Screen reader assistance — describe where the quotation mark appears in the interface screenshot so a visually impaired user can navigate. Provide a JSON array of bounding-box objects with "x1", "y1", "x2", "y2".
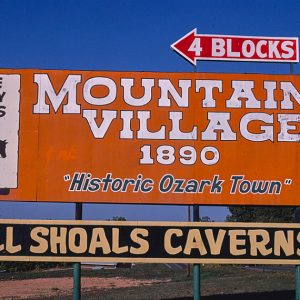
[
  {"x1": 284, "y1": 179, "x2": 292, "y2": 185},
  {"x1": 64, "y1": 174, "x2": 71, "y2": 181}
]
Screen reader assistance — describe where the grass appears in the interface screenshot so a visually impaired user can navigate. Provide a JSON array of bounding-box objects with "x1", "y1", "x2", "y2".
[{"x1": 0, "y1": 263, "x2": 296, "y2": 300}]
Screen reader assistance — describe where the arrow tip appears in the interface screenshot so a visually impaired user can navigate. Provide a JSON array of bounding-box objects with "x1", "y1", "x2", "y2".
[{"x1": 171, "y1": 29, "x2": 197, "y2": 66}]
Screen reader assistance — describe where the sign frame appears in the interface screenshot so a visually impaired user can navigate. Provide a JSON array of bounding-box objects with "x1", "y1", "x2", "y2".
[
  {"x1": 1, "y1": 70, "x2": 300, "y2": 205},
  {"x1": 1, "y1": 219, "x2": 300, "y2": 265}
]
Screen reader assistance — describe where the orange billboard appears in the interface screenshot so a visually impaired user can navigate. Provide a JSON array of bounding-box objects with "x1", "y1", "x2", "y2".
[{"x1": 0, "y1": 69, "x2": 300, "y2": 205}]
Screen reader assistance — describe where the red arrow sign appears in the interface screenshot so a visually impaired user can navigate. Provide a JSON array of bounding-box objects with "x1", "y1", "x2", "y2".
[{"x1": 171, "y1": 29, "x2": 299, "y2": 65}]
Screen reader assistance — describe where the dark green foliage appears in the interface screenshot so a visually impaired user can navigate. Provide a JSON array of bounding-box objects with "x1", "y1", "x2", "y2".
[
  {"x1": 107, "y1": 216, "x2": 127, "y2": 221},
  {"x1": 0, "y1": 261, "x2": 71, "y2": 273},
  {"x1": 226, "y1": 206, "x2": 295, "y2": 223},
  {"x1": 200, "y1": 216, "x2": 213, "y2": 222}
]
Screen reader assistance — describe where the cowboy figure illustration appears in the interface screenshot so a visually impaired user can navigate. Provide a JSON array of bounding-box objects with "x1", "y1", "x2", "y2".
[{"x1": 0, "y1": 139, "x2": 7, "y2": 158}]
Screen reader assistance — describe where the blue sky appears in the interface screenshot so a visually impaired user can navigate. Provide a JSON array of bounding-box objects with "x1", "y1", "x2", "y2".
[{"x1": 0, "y1": 0, "x2": 299, "y2": 221}]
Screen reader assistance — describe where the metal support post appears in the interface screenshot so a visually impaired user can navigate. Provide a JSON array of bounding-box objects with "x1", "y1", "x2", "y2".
[
  {"x1": 193, "y1": 205, "x2": 200, "y2": 300},
  {"x1": 73, "y1": 203, "x2": 82, "y2": 300},
  {"x1": 291, "y1": 63, "x2": 299, "y2": 300},
  {"x1": 297, "y1": 266, "x2": 300, "y2": 300},
  {"x1": 192, "y1": 62, "x2": 200, "y2": 300},
  {"x1": 187, "y1": 205, "x2": 191, "y2": 277},
  {"x1": 290, "y1": 63, "x2": 294, "y2": 75},
  {"x1": 295, "y1": 207, "x2": 300, "y2": 300}
]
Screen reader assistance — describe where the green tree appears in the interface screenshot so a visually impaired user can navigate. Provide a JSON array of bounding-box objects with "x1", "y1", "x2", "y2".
[
  {"x1": 107, "y1": 216, "x2": 127, "y2": 221},
  {"x1": 226, "y1": 206, "x2": 295, "y2": 223},
  {"x1": 199, "y1": 216, "x2": 213, "y2": 222}
]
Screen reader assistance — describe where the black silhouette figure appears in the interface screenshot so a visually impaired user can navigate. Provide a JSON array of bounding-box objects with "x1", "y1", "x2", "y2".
[
  {"x1": 0, "y1": 139, "x2": 10, "y2": 194},
  {"x1": 0, "y1": 140, "x2": 7, "y2": 158}
]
